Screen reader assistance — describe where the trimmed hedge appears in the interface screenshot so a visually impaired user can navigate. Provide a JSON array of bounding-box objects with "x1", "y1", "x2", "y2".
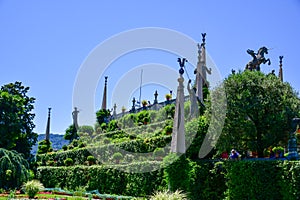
[
  {"x1": 36, "y1": 135, "x2": 171, "y2": 166},
  {"x1": 37, "y1": 161, "x2": 164, "y2": 197},
  {"x1": 164, "y1": 159, "x2": 300, "y2": 200},
  {"x1": 37, "y1": 158, "x2": 300, "y2": 199}
]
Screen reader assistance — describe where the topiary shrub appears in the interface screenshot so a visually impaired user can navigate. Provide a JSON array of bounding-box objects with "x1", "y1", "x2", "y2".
[
  {"x1": 112, "y1": 152, "x2": 123, "y2": 164},
  {"x1": 62, "y1": 145, "x2": 68, "y2": 151},
  {"x1": 22, "y1": 180, "x2": 44, "y2": 198},
  {"x1": 64, "y1": 158, "x2": 74, "y2": 166},
  {"x1": 87, "y1": 155, "x2": 96, "y2": 165},
  {"x1": 37, "y1": 139, "x2": 53, "y2": 154}
]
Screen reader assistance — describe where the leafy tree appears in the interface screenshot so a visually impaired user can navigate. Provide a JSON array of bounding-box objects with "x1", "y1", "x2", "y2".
[
  {"x1": 64, "y1": 124, "x2": 79, "y2": 142},
  {"x1": 0, "y1": 81, "x2": 37, "y2": 159},
  {"x1": 0, "y1": 148, "x2": 30, "y2": 189},
  {"x1": 96, "y1": 109, "x2": 111, "y2": 125},
  {"x1": 216, "y1": 71, "x2": 300, "y2": 157}
]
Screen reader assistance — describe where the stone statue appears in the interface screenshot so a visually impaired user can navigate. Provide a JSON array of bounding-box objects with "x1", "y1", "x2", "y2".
[
  {"x1": 245, "y1": 46, "x2": 271, "y2": 71},
  {"x1": 72, "y1": 107, "x2": 79, "y2": 129},
  {"x1": 187, "y1": 79, "x2": 199, "y2": 119}
]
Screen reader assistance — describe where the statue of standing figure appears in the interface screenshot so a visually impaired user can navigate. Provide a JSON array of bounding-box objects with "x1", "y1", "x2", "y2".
[
  {"x1": 187, "y1": 79, "x2": 199, "y2": 119},
  {"x1": 72, "y1": 107, "x2": 79, "y2": 130}
]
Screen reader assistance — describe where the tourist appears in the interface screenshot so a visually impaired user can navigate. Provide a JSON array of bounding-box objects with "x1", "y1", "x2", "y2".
[{"x1": 229, "y1": 149, "x2": 240, "y2": 160}]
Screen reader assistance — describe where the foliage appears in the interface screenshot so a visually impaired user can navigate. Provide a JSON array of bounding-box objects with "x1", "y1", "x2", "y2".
[
  {"x1": 153, "y1": 148, "x2": 165, "y2": 158},
  {"x1": 217, "y1": 71, "x2": 300, "y2": 157},
  {"x1": 150, "y1": 190, "x2": 187, "y2": 200},
  {"x1": 37, "y1": 161, "x2": 164, "y2": 196},
  {"x1": 162, "y1": 154, "x2": 191, "y2": 192},
  {"x1": 137, "y1": 110, "x2": 150, "y2": 125},
  {"x1": 0, "y1": 81, "x2": 37, "y2": 159},
  {"x1": 96, "y1": 109, "x2": 111, "y2": 125},
  {"x1": 78, "y1": 125, "x2": 94, "y2": 136},
  {"x1": 112, "y1": 152, "x2": 123, "y2": 160},
  {"x1": 163, "y1": 104, "x2": 175, "y2": 119},
  {"x1": 0, "y1": 148, "x2": 30, "y2": 189},
  {"x1": 224, "y1": 160, "x2": 282, "y2": 200},
  {"x1": 37, "y1": 139, "x2": 53, "y2": 154},
  {"x1": 36, "y1": 134, "x2": 171, "y2": 166},
  {"x1": 279, "y1": 161, "x2": 300, "y2": 199},
  {"x1": 64, "y1": 158, "x2": 74, "y2": 166},
  {"x1": 22, "y1": 180, "x2": 44, "y2": 198},
  {"x1": 86, "y1": 155, "x2": 96, "y2": 165},
  {"x1": 185, "y1": 116, "x2": 209, "y2": 160},
  {"x1": 107, "y1": 120, "x2": 119, "y2": 132},
  {"x1": 64, "y1": 124, "x2": 79, "y2": 142}
]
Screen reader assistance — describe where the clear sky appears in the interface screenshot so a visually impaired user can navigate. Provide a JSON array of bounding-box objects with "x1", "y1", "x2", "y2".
[{"x1": 1, "y1": 0, "x2": 300, "y2": 134}]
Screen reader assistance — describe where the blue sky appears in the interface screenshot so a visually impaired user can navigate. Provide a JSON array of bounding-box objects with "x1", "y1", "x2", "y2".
[{"x1": 0, "y1": 1, "x2": 300, "y2": 134}]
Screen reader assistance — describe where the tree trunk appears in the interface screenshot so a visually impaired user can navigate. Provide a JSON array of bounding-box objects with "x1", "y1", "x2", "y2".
[{"x1": 257, "y1": 130, "x2": 264, "y2": 158}]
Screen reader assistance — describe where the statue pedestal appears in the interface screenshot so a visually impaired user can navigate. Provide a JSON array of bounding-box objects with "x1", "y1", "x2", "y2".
[{"x1": 287, "y1": 135, "x2": 299, "y2": 160}]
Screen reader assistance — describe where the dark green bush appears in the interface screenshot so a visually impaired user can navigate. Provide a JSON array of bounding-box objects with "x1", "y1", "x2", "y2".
[
  {"x1": 224, "y1": 160, "x2": 282, "y2": 200},
  {"x1": 37, "y1": 161, "x2": 164, "y2": 197},
  {"x1": 64, "y1": 158, "x2": 74, "y2": 166}
]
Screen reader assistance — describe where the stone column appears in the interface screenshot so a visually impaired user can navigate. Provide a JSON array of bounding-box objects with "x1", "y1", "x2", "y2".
[
  {"x1": 45, "y1": 108, "x2": 51, "y2": 141},
  {"x1": 278, "y1": 56, "x2": 284, "y2": 82},
  {"x1": 101, "y1": 76, "x2": 108, "y2": 110}
]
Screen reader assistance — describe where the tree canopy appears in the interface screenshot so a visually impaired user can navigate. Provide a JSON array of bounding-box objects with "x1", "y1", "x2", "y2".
[
  {"x1": 0, "y1": 82, "x2": 37, "y2": 159},
  {"x1": 216, "y1": 71, "x2": 300, "y2": 157}
]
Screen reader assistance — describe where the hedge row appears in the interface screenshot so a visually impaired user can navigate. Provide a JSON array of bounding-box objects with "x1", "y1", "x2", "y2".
[
  {"x1": 37, "y1": 161, "x2": 164, "y2": 197},
  {"x1": 165, "y1": 158, "x2": 300, "y2": 200},
  {"x1": 37, "y1": 158, "x2": 300, "y2": 199},
  {"x1": 36, "y1": 135, "x2": 171, "y2": 166}
]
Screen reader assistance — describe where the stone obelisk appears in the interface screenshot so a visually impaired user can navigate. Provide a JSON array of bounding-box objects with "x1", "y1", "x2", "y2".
[
  {"x1": 45, "y1": 107, "x2": 51, "y2": 141},
  {"x1": 278, "y1": 56, "x2": 284, "y2": 82},
  {"x1": 171, "y1": 58, "x2": 187, "y2": 154},
  {"x1": 101, "y1": 76, "x2": 108, "y2": 110}
]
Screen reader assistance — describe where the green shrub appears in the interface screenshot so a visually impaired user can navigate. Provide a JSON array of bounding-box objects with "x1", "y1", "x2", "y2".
[
  {"x1": 224, "y1": 160, "x2": 282, "y2": 200},
  {"x1": 22, "y1": 180, "x2": 44, "y2": 198},
  {"x1": 37, "y1": 162, "x2": 164, "y2": 197},
  {"x1": 64, "y1": 158, "x2": 74, "y2": 166},
  {"x1": 37, "y1": 139, "x2": 53, "y2": 154},
  {"x1": 0, "y1": 148, "x2": 30, "y2": 189},
  {"x1": 112, "y1": 152, "x2": 123, "y2": 163},
  {"x1": 62, "y1": 145, "x2": 68, "y2": 151},
  {"x1": 86, "y1": 155, "x2": 96, "y2": 165}
]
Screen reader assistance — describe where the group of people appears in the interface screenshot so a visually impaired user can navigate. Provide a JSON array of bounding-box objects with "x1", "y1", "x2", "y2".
[{"x1": 221, "y1": 149, "x2": 240, "y2": 160}]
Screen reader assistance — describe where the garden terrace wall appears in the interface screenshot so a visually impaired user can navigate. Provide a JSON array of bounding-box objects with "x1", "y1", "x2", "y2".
[{"x1": 36, "y1": 135, "x2": 171, "y2": 166}]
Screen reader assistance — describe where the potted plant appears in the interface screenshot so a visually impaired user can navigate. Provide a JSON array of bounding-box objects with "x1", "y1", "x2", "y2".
[
  {"x1": 165, "y1": 94, "x2": 172, "y2": 101},
  {"x1": 121, "y1": 106, "x2": 126, "y2": 113}
]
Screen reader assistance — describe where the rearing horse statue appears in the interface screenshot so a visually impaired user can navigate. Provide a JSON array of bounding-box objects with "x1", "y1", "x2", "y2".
[{"x1": 245, "y1": 46, "x2": 271, "y2": 71}]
